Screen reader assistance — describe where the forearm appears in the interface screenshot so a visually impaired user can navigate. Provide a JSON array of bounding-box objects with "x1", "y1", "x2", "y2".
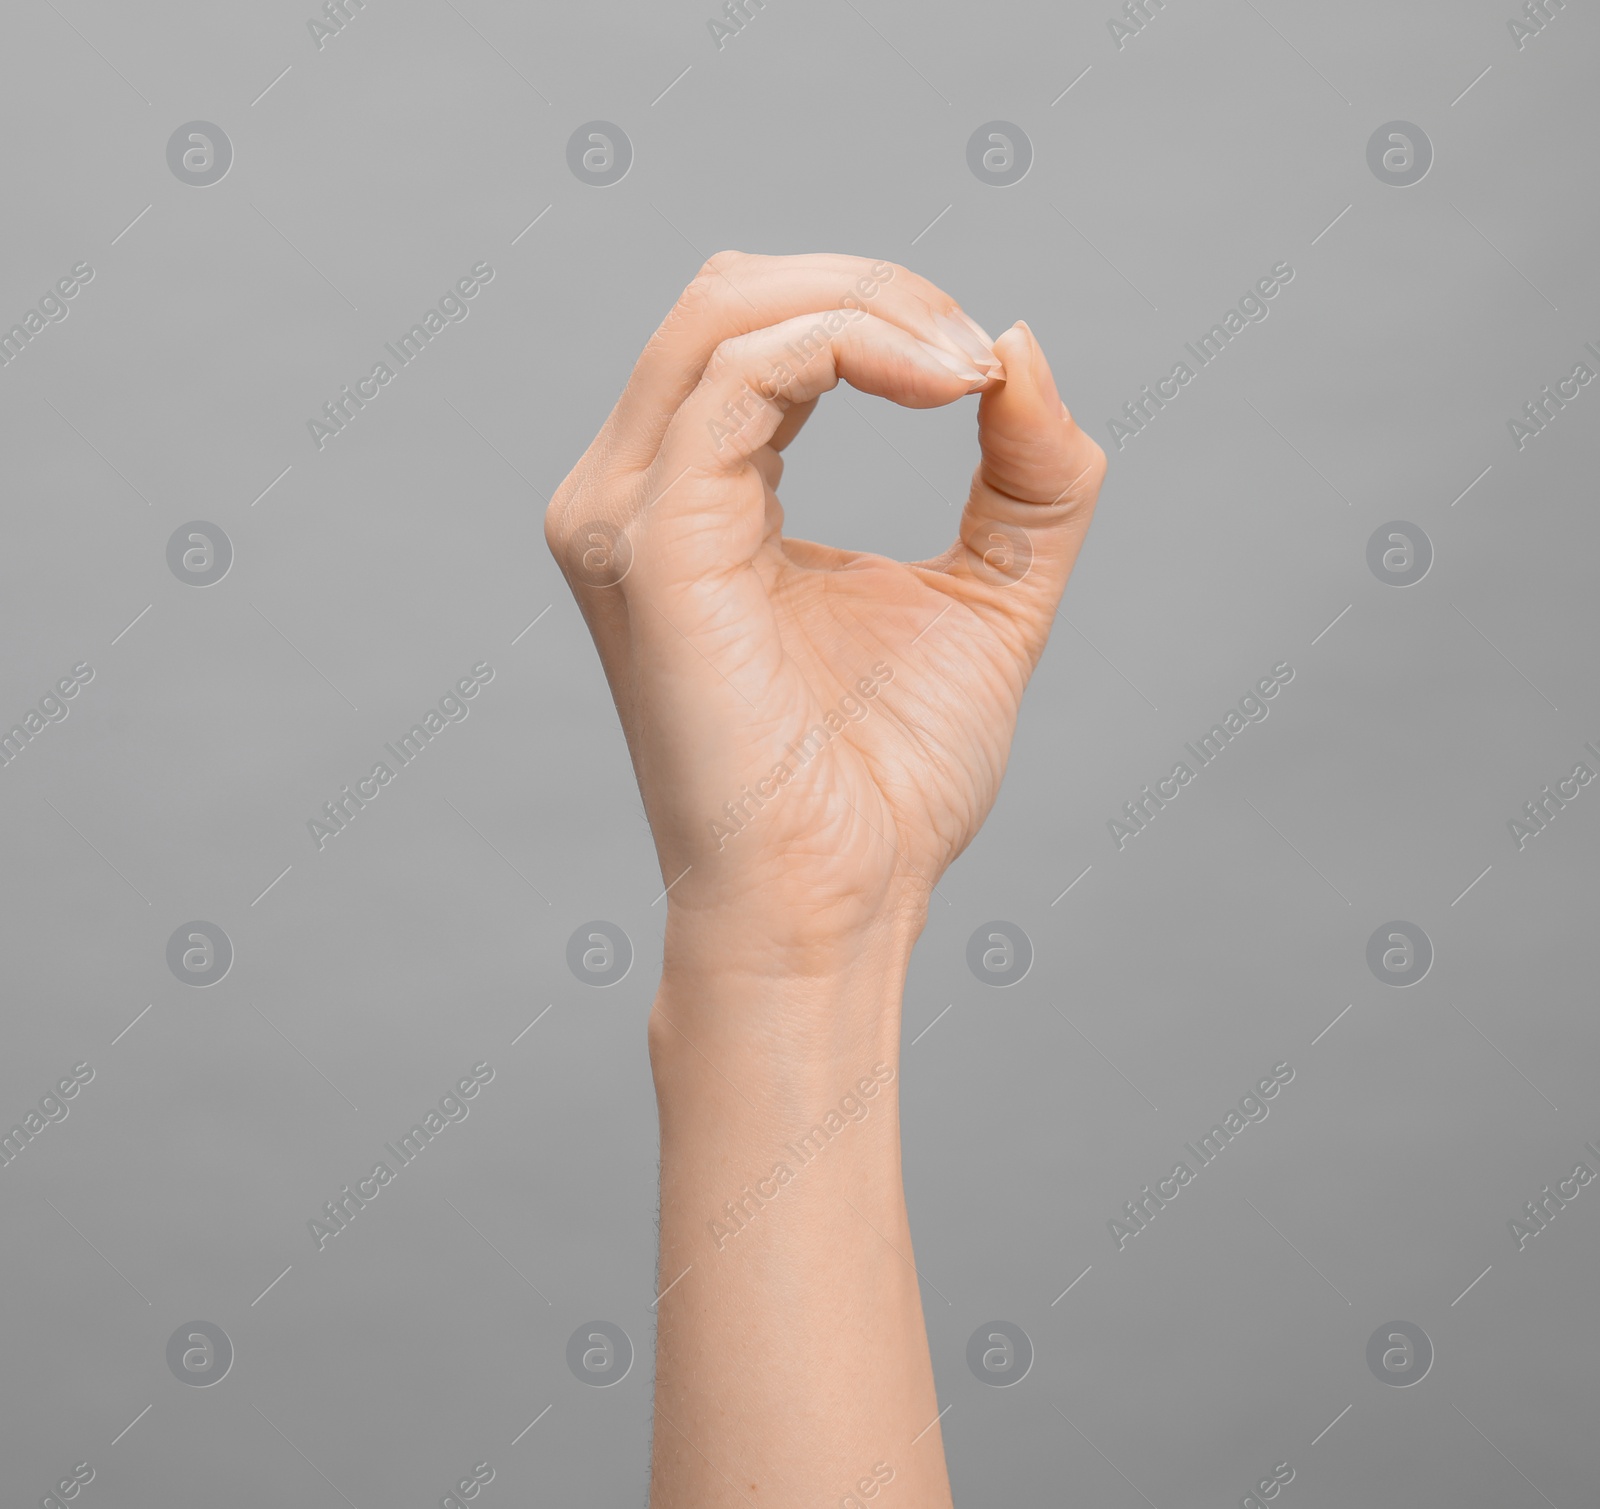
[
  {"x1": 548, "y1": 254, "x2": 1098, "y2": 1505},
  {"x1": 647, "y1": 927, "x2": 951, "y2": 1509}
]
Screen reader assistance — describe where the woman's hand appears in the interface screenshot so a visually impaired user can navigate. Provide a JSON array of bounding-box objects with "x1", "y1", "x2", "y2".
[
  {"x1": 546, "y1": 252, "x2": 1106, "y2": 989},
  {"x1": 549, "y1": 252, "x2": 1105, "y2": 1509}
]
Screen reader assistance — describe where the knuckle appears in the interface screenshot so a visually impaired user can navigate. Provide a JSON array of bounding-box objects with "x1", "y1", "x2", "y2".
[
  {"x1": 695, "y1": 249, "x2": 744, "y2": 283},
  {"x1": 1066, "y1": 441, "x2": 1109, "y2": 508},
  {"x1": 1056, "y1": 409, "x2": 1108, "y2": 494},
  {"x1": 544, "y1": 473, "x2": 574, "y2": 543},
  {"x1": 655, "y1": 255, "x2": 740, "y2": 340},
  {"x1": 545, "y1": 470, "x2": 601, "y2": 565},
  {"x1": 704, "y1": 333, "x2": 748, "y2": 379},
  {"x1": 544, "y1": 495, "x2": 576, "y2": 562}
]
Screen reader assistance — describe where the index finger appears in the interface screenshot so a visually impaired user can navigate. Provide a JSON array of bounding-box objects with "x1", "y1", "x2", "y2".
[{"x1": 603, "y1": 251, "x2": 1004, "y2": 462}]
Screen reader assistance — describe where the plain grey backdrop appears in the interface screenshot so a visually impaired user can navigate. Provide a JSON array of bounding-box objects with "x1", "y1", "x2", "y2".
[{"x1": 3, "y1": 0, "x2": 1598, "y2": 1504}]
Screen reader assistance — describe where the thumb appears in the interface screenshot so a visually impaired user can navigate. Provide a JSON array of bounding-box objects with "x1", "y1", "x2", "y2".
[{"x1": 946, "y1": 320, "x2": 1106, "y2": 646}]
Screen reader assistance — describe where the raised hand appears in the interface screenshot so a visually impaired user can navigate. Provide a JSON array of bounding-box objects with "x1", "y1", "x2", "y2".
[
  {"x1": 547, "y1": 251, "x2": 1106, "y2": 1509},
  {"x1": 546, "y1": 252, "x2": 1106, "y2": 983}
]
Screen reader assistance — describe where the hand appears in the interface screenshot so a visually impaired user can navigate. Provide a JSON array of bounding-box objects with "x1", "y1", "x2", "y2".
[
  {"x1": 549, "y1": 252, "x2": 1109, "y2": 1509},
  {"x1": 546, "y1": 252, "x2": 1106, "y2": 982}
]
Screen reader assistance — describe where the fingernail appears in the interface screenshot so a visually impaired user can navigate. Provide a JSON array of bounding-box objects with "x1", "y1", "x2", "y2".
[
  {"x1": 1014, "y1": 319, "x2": 1061, "y2": 407},
  {"x1": 954, "y1": 308, "x2": 1001, "y2": 353},
  {"x1": 932, "y1": 309, "x2": 1005, "y2": 378},
  {"x1": 1003, "y1": 320, "x2": 1033, "y2": 383},
  {"x1": 916, "y1": 338, "x2": 986, "y2": 385},
  {"x1": 962, "y1": 312, "x2": 1007, "y2": 380}
]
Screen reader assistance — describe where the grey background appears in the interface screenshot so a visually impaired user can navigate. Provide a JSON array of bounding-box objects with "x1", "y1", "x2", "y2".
[{"x1": 3, "y1": 0, "x2": 1597, "y2": 1504}]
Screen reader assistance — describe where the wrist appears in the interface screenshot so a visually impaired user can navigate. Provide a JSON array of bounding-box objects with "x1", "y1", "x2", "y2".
[
  {"x1": 649, "y1": 914, "x2": 915, "y2": 1119},
  {"x1": 659, "y1": 894, "x2": 923, "y2": 987}
]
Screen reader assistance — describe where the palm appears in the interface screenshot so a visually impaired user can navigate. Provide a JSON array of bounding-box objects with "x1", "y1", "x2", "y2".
[
  {"x1": 633, "y1": 477, "x2": 1038, "y2": 941},
  {"x1": 550, "y1": 265, "x2": 1105, "y2": 952}
]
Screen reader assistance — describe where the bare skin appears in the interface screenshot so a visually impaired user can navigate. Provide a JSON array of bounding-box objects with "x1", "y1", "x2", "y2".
[{"x1": 546, "y1": 251, "x2": 1106, "y2": 1508}]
